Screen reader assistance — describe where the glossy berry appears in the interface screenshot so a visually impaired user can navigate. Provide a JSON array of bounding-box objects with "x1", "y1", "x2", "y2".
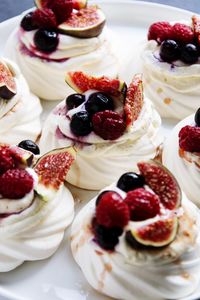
[
  {"x1": 180, "y1": 44, "x2": 199, "y2": 64},
  {"x1": 85, "y1": 92, "x2": 114, "y2": 116},
  {"x1": 124, "y1": 188, "x2": 160, "y2": 221},
  {"x1": 172, "y1": 23, "x2": 194, "y2": 44},
  {"x1": 66, "y1": 93, "x2": 85, "y2": 110},
  {"x1": 160, "y1": 40, "x2": 180, "y2": 62},
  {"x1": 34, "y1": 29, "x2": 59, "y2": 53},
  {"x1": 0, "y1": 169, "x2": 34, "y2": 199},
  {"x1": 117, "y1": 172, "x2": 145, "y2": 192},
  {"x1": 20, "y1": 12, "x2": 38, "y2": 31},
  {"x1": 92, "y1": 110, "x2": 126, "y2": 140},
  {"x1": 148, "y1": 22, "x2": 173, "y2": 43},
  {"x1": 18, "y1": 140, "x2": 40, "y2": 155},
  {"x1": 179, "y1": 125, "x2": 200, "y2": 152},
  {"x1": 96, "y1": 190, "x2": 113, "y2": 206},
  {"x1": 96, "y1": 191, "x2": 130, "y2": 228},
  {"x1": 32, "y1": 8, "x2": 57, "y2": 29},
  {"x1": 195, "y1": 107, "x2": 200, "y2": 126},
  {"x1": 70, "y1": 111, "x2": 92, "y2": 136},
  {"x1": 0, "y1": 146, "x2": 16, "y2": 175},
  {"x1": 49, "y1": 0, "x2": 73, "y2": 24}
]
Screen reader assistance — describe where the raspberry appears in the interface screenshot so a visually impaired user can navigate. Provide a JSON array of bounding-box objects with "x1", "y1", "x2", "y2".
[
  {"x1": 0, "y1": 169, "x2": 34, "y2": 199},
  {"x1": 96, "y1": 191, "x2": 130, "y2": 228},
  {"x1": 32, "y1": 8, "x2": 57, "y2": 29},
  {"x1": 124, "y1": 188, "x2": 160, "y2": 221},
  {"x1": 179, "y1": 125, "x2": 200, "y2": 152},
  {"x1": 148, "y1": 22, "x2": 173, "y2": 43},
  {"x1": 172, "y1": 23, "x2": 194, "y2": 44},
  {"x1": 49, "y1": 0, "x2": 73, "y2": 24},
  {"x1": 92, "y1": 110, "x2": 126, "y2": 140},
  {"x1": 0, "y1": 146, "x2": 16, "y2": 175}
]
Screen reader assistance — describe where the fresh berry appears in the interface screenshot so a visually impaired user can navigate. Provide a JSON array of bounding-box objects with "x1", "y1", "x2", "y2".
[
  {"x1": 32, "y1": 8, "x2": 57, "y2": 29},
  {"x1": 160, "y1": 39, "x2": 180, "y2": 62},
  {"x1": 34, "y1": 29, "x2": 59, "y2": 52},
  {"x1": 124, "y1": 188, "x2": 160, "y2": 221},
  {"x1": 93, "y1": 219, "x2": 123, "y2": 250},
  {"x1": 172, "y1": 23, "x2": 194, "y2": 44},
  {"x1": 179, "y1": 125, "x2": 200, "y2": 152},
  {"x1": 148, "y1": 22, "x2": 173, "y2": 43},
  {"x1": 49, "y1": 0, "x2": 73, "y2": 24},
  {"x1": 96, "y1": 191, "x2": 130, "y2": 228},
  {"x1": 0, "y1": 146, "x2": 16, "y2": 175},
  {"x1": 92, "y1": 110, "x2": 126, "y2": 140},
  {"x1": 0, "y1": 169, "x2": 34, "y2": 199},
  {"x1": 180, "y1": 44, "x2": 199, "y2": 64},
  {"x1": 195, "y1": 107, "x2": 200, "y2": 126},
  {"x1": 70, "y1": 111, "x2": 92, "y2": 136},
  {"x1": 85, "y1": 92, "x2": 114, "y2": 116},
  {"x1": 66, "y1": 93, "x2": 85, "y2": 110},
  {"x1": 18, "y1": 140, "x2": 40, "y2": 155},
  {"x1": 20, "y1": 12, "x2": 38, "y2": 31},
  {"x1": 117, "y1": 172, "x2": 145, "y2": 192},
  {"x1": 96, "y1": 190, "x2": 113, "y2": 206}
]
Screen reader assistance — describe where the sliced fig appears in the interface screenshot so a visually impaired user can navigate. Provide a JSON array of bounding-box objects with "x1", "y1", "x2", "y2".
[
  {"x1": 138, "y1": 160, "x2": 181, "y2": 210},
  {"x1": 58, "y1": 6, "x2": 106, "y2": 38},
  {"x1": 124, "y1": 74, "x2": 144, "y2": 128},
  {"x1": 128, "y1": 217, "x2": 178, "y2": 247},
  {"x1": 0, "y1": 61, "x2": 17, "y2": 100},
  {"x1": 34, "y1": 147, "x2": 76, "y2": 199},
  {"x1": 34, "y1": 0, "x2": 50, "y2": 8},
  {"x1": 73, "y1": 0, "x2": 87, "y2": 10},
  {"x1": 10, "y1": 146, "x2": 34, "y2": 167}
]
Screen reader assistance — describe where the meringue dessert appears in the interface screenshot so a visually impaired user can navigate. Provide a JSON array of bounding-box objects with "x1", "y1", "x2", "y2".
[
  {"x1": 71, "y1": 160, "x2": 200, "y2": 300},
  {"x1": 39, "y1": 71, "x2": 162, "y2": 190},
  {"x1": 141, "y1": 16, "x2": 200, "y2": 119},
  {"x1": 163, "y1": 108, "x2": 200, "y2": 206},
  {"x1": 4, "y1": 0, "x2": 118, "y2": 101},
  {"x1": 0, "y1": 144, "x2": 75, "y2": 272},
  {"x1": 0, "y1": 58, "x2": 42, "y2": 144}
]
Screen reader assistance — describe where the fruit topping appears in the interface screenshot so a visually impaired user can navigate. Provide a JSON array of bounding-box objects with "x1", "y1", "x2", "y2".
[
  {"x1": 195, "y1": 107, "x2": 200, "y2": 126},
  {"x1": 58, "y1": 6, "x2": 106, "y2": 38},
  {"x1": 117, "y1": 172, "x2": 145, "y2": 192},
  {"x1": 18, "y1": 140, "x2": 40, "y2": 155},
  {"x1": 180, "y1": 43, "x2": 199, "y2": 64},
  {"x1": 34, "y1": 29, "x2": 59, "y2": 53},
  {"x1": 70, "y1": 111, "x2": 92, "y2": 136},
  {"x1": 124, "y1": 74, "x2": 144, "y2": 128},
  {"x1": 20, "y1": 12, "x2": 38, "y2": 31},
  {"x1": 179, "y1": 125, "x2": 200, "y2": 152},
  {"x1": 172, "y1": 23, "x2": 194, "y2": 44},
  {"x1": 124, "y1": 188, "x2": 160, "y2": 221},
  {"x1": 92, "y1": 110, "x2": 126, "y2": 140},
  {"x1": 66, "y1": 93, "x2": 85, "y2": 110},
  {"x1": 96, "y1": 190, "x2": 113, "y2": 206},
  {"x1": 48, "y1": 0, "x2": 73, "y2": 24},
  {"x1": 73, "y1": 0, "x2": 87, "y2": 10},
  {"x1": 32, "y1": 8, "x2": 57, "y2": 29},
  {"x1": 0, "y1": 61, "x2": 17, "y2": 100},
  {"x1": 0, "y1": 169, "x2": 34, "y2": 199},
  {"x1": 127, "y1": 217, "x2": 178, "y2": 247},
  {"x1": 159, "y1": 39, "x2": 180, "y2": 62},
  {"x1": 138, "y1": 160, "x2": 181, "y2": 210},
  {"x1": 148, "y1": 21, "x2": 173, "y2": 43},
  {"x1": 96, "y1": 191, "x2": 130, "y2": 228},
  {"x1": 85, "y1": 92, "x2": 114, "y2": 116},
  {"x1": 34, "y1": 147, "x2": 75, "y2": 194},
  {"x1": 0, "y1": 146, "x2": 16, "y2": 175},
  {"x1": 192, "y1": 15, "x2": 200, "y2": 46}
]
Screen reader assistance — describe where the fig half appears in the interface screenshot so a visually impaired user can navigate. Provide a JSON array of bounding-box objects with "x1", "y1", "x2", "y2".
[
  {"x1": 0, "y1": 61, "x2": 17, "y2": 100},
  {"x1": 58, "y1": 6, "x2": 106, "y2": 38}
]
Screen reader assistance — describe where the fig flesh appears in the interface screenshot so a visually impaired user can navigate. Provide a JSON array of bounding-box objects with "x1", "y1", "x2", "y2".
[
  {"x1": 0, "y1": 61, "x2": 17, "y2": 100},
  {"x1": 35, "y1": 0, "x2": 87, "y2": 10}
]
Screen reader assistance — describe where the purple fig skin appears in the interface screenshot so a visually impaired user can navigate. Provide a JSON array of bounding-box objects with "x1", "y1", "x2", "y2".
[{"x1": 0, "y1": 84, "x2": 16, "y2": 100}]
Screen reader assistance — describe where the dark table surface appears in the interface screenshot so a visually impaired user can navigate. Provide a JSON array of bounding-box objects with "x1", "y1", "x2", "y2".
[{"x1": 0, "y1": 0, "x2": 200, "y2": 22}]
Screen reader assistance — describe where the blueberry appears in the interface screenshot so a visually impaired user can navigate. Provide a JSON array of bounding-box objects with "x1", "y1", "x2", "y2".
[
  {"x1": 180, "y1": 44, "x2": 199, "y2": 64},
  {"x1": 85, "y1": 92, "x2": 114, "y2": 116},
  {"x1": 96, "y1": 190, "x2": 113, "y2": 206},
  {"x1": 70, "y1": 111, "x2": 92, "y2": 136},
  {"x1": 195, "y1": 107, "x2": 200, "y2": 126},
  {"x1": 117, "y1": 172, "x2": 145, "y2": 192},
  {"x1": 18, "y1": 140, "x2": 40, "y2": 155},
  {"x1": 34, "y1": 29, "x2": 58, "y2": 53},
  {"x1": 94, "y1": 223, "x2": 123, "y2": 250},
  {"x1": 66, "y1": 94, "x2": 85, "y2": 111},
  {"x1": 20, "y1": 12, "x2": 38, "y2": 31},
  {"x1": 160, "y1": 40, "x2": 180, "y2": 62}
]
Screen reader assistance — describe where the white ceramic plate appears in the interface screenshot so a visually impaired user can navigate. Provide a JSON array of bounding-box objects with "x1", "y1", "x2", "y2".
[{"x1": 0, "y1": 1, "x2": 199, "y2": 300}]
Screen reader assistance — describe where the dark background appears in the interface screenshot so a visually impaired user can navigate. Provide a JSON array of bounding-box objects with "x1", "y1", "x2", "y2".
[{"x1": 0, "y1": 0, "x2": 199, "y2": 22}]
